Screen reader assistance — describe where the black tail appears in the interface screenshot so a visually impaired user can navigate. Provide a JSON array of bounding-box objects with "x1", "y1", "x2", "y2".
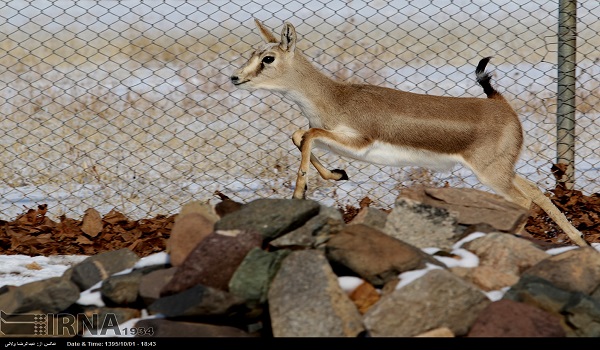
[{"x1": 475, "y1": 57, "x2": 501, "y2": 99}]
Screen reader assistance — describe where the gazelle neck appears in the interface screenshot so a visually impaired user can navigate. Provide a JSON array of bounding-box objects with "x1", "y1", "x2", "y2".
[{"x1": 279, "y1": 53, "x2": 341, "y2": 127}]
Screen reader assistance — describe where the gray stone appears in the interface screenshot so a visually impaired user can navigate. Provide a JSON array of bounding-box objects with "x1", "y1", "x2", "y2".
[
  {"x1": 504, "y1": 274, "x2": 600, "y2": 337},
  {"x1": 383, "y1": 198, "x2": 462, "y2": 251},
  {"x1": 79, "y1": 307, "x2": 141, "y2": 334},
  {"x1": 503, "y1": 274, "x2": 574, "y2": 314},
  {"x1": 268, "y1": 250, "x2": 364, "y2": 337},
  {"x1": 457, "y1": 232, "x2": 549, "y2": 291},
  {"x1": 269, "y1": 206, "x2": 344, "y2": 249},
  {"x1": 0, "y1": 277, "x2": 80, "y2": 313},
  {"x1": 134, "y1": 319, "x2": 254, "y2": 337},
  {"x1": 399, "y1": 186, "x2": 528, "y2": 233},
  {"x1": 66, "y1": 248, "x2": 140, "y2": 291},
  {"x1": 215, "y1": 198, "x2": 321, "y2": 241},
  {"x1": 348, "y1": 206, "x2": 388, "y2": 230},
  {"x1": 563, "y1": 293, "x2": 600, "y2": 337},
  {"x1": 326, "y1": 224, "x2": 444, "y2": 286},
  {"x1": 592, "y1": 285, "x2": 600, "y2": 301},
  {"x1": 228, "y1": 247, "x2": 291, "y2": 304},
  {"x1": 100, "y1": 270, "x2": 144, "y2": 307},
  {"x1": 138, "y1": 267, "x2": 177, "y2": 306},
  {"x1": 363, "y1": 268, "x2": 490, "y2": 337},
  {"x1": 467, "y1": 299, "x2": 565, "y2": 337},
  {"x1": 452, "y1": 265, "x2": 520, "y2": 292},
  {"x1": 462, "y1": 232, "x2": 549, "y2": 274},
  {"x1": 161, "y1": 230, "x2": 262, "y2": 295},
  {"x1": 148, "y1": 283, "x2": 246, "y2": 318},
  {"x1": 522, "y1": 247, "x2": 600, "y2": 294}
]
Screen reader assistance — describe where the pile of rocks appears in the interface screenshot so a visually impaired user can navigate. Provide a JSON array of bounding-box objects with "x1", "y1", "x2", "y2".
[{"x1": 1, "y1": 187, "x2": 599, "y2": 337}]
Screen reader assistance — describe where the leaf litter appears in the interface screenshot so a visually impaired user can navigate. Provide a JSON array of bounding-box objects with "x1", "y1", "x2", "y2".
[{"x1": 1, "y1": 164, "x2": 598, "y2": 257}]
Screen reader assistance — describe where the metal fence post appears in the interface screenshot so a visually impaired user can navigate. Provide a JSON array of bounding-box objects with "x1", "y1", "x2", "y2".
[{"x1": 556, "y1": 0, "x2": 577, "y2": 189}]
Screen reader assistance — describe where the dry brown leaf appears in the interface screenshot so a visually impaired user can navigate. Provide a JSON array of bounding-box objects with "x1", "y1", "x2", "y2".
[
  {"x1": 128, "y1": 239, "x2": 141, "y2": 251},
  {"x1": 81, "y1": 208, "x2": 103, "y2": 237},
  {"x1": 76, "y1": 235, "x2": 94, "y2": 245},
  {"x1": 103, "y1": 209, "x2": 128, "y2": 225},
  {"x1": 26, "y1": 262, "x2": 43, "y2": 270}
]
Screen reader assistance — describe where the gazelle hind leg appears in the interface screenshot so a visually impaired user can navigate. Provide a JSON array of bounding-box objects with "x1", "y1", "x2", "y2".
[
  {"x1": 470, "y1": 160, "x2": 530, "y2": 208},
  {"x1": 474, "y1": 163, "x2": 588, "y2": 247},
  {"x1": 473, "y1": 166, "x2": 532, "y2": 232},
  {"x1": 292, "y1": 130, "x2": 348, "y2": 181},
  {"x1": 513, "y1": 175, "x2": 589, "y2": 247}
]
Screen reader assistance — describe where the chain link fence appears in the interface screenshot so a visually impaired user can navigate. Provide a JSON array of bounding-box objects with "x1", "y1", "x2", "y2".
[{"x1": 1, "y1": 0, "x2": 599, "y2": 221}]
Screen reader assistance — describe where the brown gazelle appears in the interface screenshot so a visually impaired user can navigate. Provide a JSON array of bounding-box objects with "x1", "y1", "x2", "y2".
[{"x1": 230, "y1": 19, "x2": 589, "y2": 247}]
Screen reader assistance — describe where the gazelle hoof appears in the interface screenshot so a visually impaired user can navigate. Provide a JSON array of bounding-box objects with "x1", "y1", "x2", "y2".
[
  {"x1": 292, "y1": 185, "x2": 308, "y2": 200},
  {"x1": 332, "y1": 169, "x2": 349, "y2": 181}
]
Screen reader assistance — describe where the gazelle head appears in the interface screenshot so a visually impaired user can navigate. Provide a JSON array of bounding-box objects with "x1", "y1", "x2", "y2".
[{"x1": 230, "y1": 19, "x2": 299, "y2": 91}]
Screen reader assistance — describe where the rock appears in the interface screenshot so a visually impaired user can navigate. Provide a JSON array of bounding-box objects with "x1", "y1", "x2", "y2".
[
  {"x1": 458, "y1": 265, "x2": 520, "y2": 292},
  {"x1": 348, "y1": 206, "x2": 388, "y2": 230},
  {"x1": 134, "y1": 319, "x2": 254, "y2": 337},
  {"x1": 592, "y1": 286, "x2": 600, "y2": 301},
  {"x1": 383, "y1": 198, "x2": 462, "y2": 251},
  {"x1": 521, "y1": 247, "x2": 600, "y2": 294},
  {"x1": 138, "y1": 267, "x2": 178, "y2": 306},
  {"x1": 228, "y1": 247, "x2": 291, "y2": 305},
  {"x1": 399, "y1": 186, "x2": 528, "y2": 233},
  {"x1": 79, "y1": 307, "x2": 141, "y2": 333},
  {"x1": 415, "y1": 327, "x2": 455, "y2": 337},
  {"x1": 348, "y1": 281, "x2": 380, "y2": 314},
  {"x1": 148, "y1": 283, "x2": 246, "y2": 318},
  {"x1": 504, "y1": 274, "x2": 600, "y2": 337},
  {"x1": 455, "y1": 232, "x2": 549, "y2": 291},
  {"x1": 269, "y1": 206, "x2": 344, "y2": 249},
  {"x1": 561, "y1": 293, "x2": 600, "y2": 337},
  {"x1": 363, "y1": 268, "x2": 490, "y2": 337},
  {"x1": 467, "y1": 299, "x2": 565, "y2": 337},
  {"x1": 5, "y1": 190, "x2": 598, "y2": 338},
  {"x1": 161, "y1": 230, "x2": 262, "y2": 295},
  {"x1": 326, "y1": 224, "x2": 444, "y2": 286},
  {"x1": 66, "y1": 249, "x2": 140, "y2": 291},
  {"x1": 161, "y1": 201, "x2": 221, "y2": 270},
  {"x1": 100, "y1": 270, "x2": 144, "y2": 307},
  {"x1": 268, "y1": 250, "x2": 364, "y2": 337},
  {"x1": 177, "y1": 201, "x2": 219, "y2": 223},
  {"x1": 81, "y1": 208, "x2": 103, "y2": 238},
  {"x1": 0, "y1": 277, "x2": 80, "y2": 313},
  {"x1": 167, "y1": 212, "x2": 215, "y2": 267},
  {"x1": 215, "y1": 199, "x2": 243, "y2": 218},
  {"x1": 0, "y1": 285, "x2": 16, "y2": 294},
  {"x1": 462, "y1": 232, "x2": 549, "y2": 273},
  {"x1": 503, "y1": 274, "x2": 574, "y2": 314},
  {"x1": 215, "y1": 198, "x2": 321, "y2": 241},
  {"x1": 563, "y1": 293, "x2": 600, "y2": 338}
]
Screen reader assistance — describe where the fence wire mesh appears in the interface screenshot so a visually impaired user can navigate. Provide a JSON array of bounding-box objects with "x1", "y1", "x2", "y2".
[{"x1": 1, "y1": 0, "x2": 599, "y2": 220}]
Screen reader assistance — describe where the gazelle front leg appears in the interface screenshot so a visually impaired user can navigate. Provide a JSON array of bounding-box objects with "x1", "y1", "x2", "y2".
[
  {"x1": 292, "y1": 129, "x2": 349, "y2": 181},
  {"x1": 292, "y1": 128, "x2": 359, "y2": 199}
]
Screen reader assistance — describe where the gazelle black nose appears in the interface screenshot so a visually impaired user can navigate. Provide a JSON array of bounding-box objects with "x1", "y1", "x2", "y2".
[{"x1": 230, "y1": 75, "x2": 239, "y2": 83}]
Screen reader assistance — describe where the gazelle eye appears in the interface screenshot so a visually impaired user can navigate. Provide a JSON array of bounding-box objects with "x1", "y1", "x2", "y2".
[{"x1": 262, "y1": 56, "x2": 275, "y2": 64}]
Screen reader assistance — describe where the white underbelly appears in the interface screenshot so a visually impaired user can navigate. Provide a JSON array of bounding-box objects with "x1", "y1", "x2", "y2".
[{"x1": 315, "y1": 140, "x2": 462, "y2": 171}]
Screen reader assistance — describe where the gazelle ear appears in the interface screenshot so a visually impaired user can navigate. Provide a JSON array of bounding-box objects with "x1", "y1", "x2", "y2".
[
  {"x1": 280, "y1": 22, "x2": 297, "y2": 52},
  {"x1": 254, "y1": 18, "x2": 278, "y2": 43}
]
